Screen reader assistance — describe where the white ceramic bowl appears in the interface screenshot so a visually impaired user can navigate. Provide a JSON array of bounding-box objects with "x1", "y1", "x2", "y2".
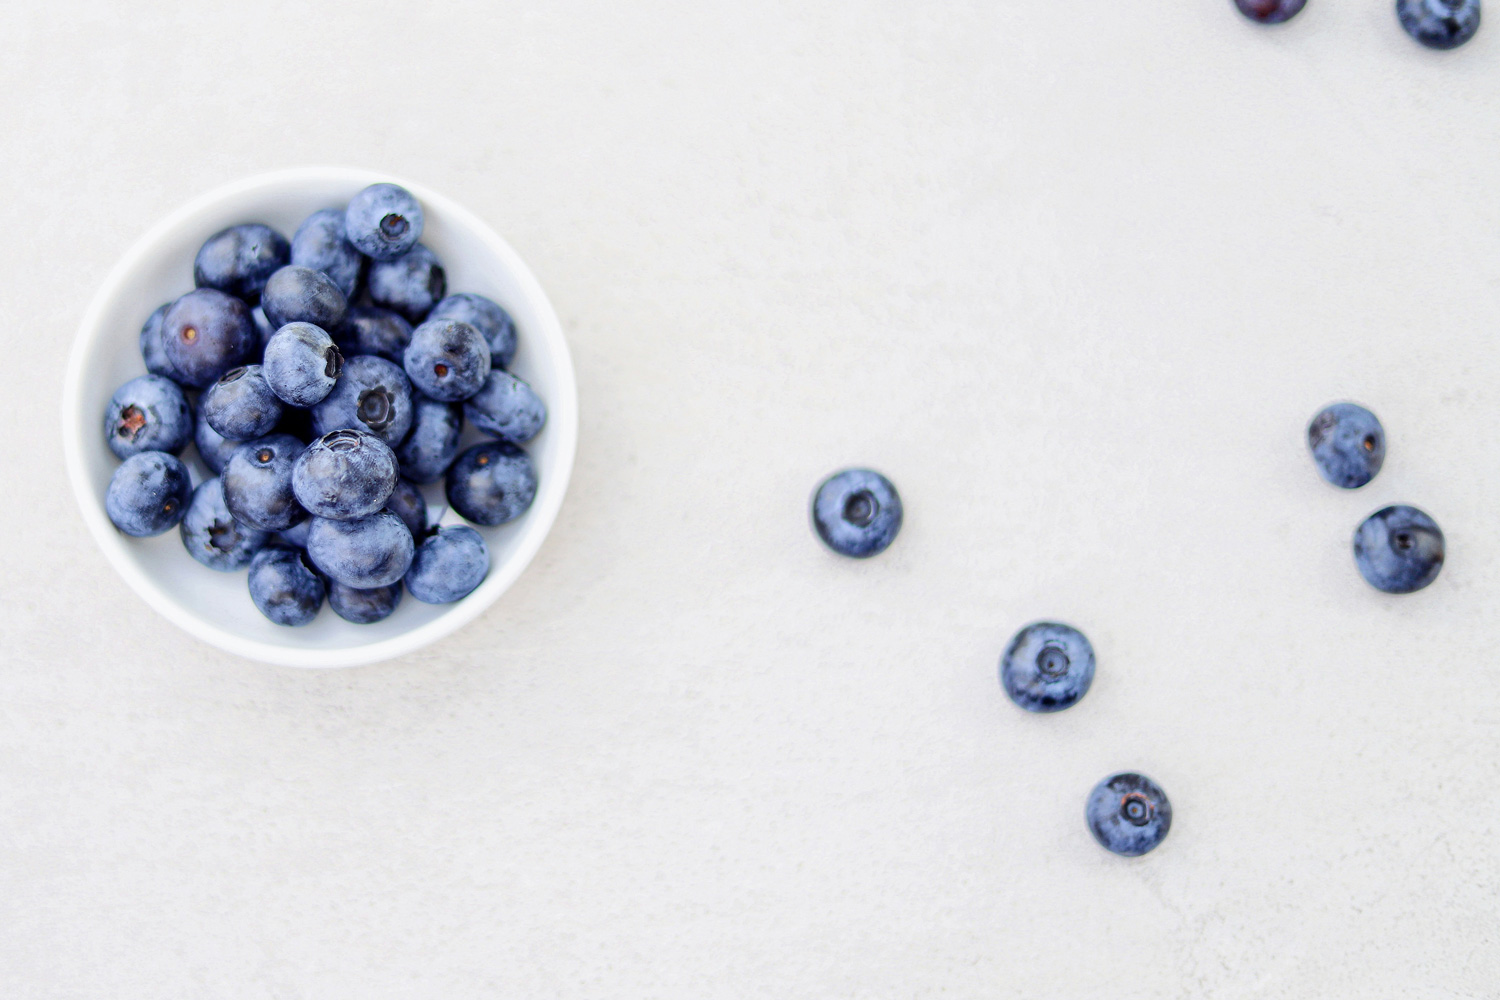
[{"x1": 62, "y1": 167, "x2": 578, "y2": 668}]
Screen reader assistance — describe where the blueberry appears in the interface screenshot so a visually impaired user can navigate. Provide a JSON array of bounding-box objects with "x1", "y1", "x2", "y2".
[
  {"x1": 222, "y1": 433, "x2": 307, "y2": 531},
  {"x1": 1000, "y1": 622, "x2": 1096, "y2": 713},
  {"x1": 1397, "y1": 0, "x2": 1481, "y2": 48},
  {"x1": 247, "y1": 546, "x2": 325, "y2": 626},
  {"x1": 138, "y1": 303, "x2": 180, "y2": 380},
  {"x1": 1307, "y1": 402, "x2": 1385, "y2": 489},
  {"x1": 403, "y1": 525, "x2": 489, "y2": 604},
  {"x1": 335, "y1": 306, "x2": 413, "y2": 363},
  {"x1": 1086, "y1": 773, "x2": 1172, "y2": 857},
  {"x1": 263, "y1": 322, "x2": 342, "y2": 407},
  {"x1": 1353, "y1": 504, "x2": 1444, "y2": 594},
  {"x1": 310, "y1": 354, "x2": 414, "y2": 447},
  {"x1": 428, "y1": 293, "x2": 517, "y2": 368},
  {"x1": 327, "y1": 580, "x2": 403, "y2": 624},
  {"x1": 464, "y1": 371, "x2": 546, "y2": 443},
  {"x1": 368, "y1": 244, "x2": 446, "y2": 323},
  {"x1": 386, "y1": 477, "x2": 428, "y2": 539},
  {"x1": 105, "y1": 451, "x2": 192, "y2": 537},
  {"x1": 179, "y1": 478, "x2": 269, "y2": 571},
  {"x1": 290, "y1": 208, "x2": 364, "y2": 299},
  {"x1": 261, "y1": 265, "x2": 348, "y2": 331},
  {"x1": 395, "y1": 394, "x2": 463, "y2": 483},
  {"x1": 193, "y1": 406, "x2": 242, "y2": 475},
  {"x1": 104, "y1": 374, "x2": 192, "y2": 459},
  {"x1": 306, "y1": 510, "x2": 415, "y2": 589},
  {"x1": 344, "y1": 183, "x2": 424, "y2": 261},
  {"x1": 811, "y1": 469, "x2": 902, "y2": 558},
  {"x1": 403, "y1": 318, "x2": 490, "y2": 401},
  {"x1": 291, "y1": 428, "x2": 398, "y2": 521},
  {"x1": 193, "y1": 223, "x2": 290, "y2": 304},
  {"x1": 201, "y1": 365, "x2": 283, "y2": 441},
  {"x1": 446, "y1": 440, "x2": 538, "y2": 526},
  {"x1": 252, "y1": 305, "x2": 276, "y2": 355},
  {"x1": 1233, "y1": 0, "x2": 1307, "y2": 23},
  {"x1": 161, "y1": 288, "x2": 256, "y2": 388}
]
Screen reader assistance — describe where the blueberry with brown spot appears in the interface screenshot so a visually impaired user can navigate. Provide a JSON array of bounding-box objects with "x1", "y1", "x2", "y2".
[{"x1": 104, "y1": 374, "x2": 192, "y2": 460}]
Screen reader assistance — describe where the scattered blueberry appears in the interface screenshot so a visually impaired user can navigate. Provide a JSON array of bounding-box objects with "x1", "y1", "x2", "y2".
[
  {"x1": 1000, "y1": 622, "x2": 1096, "y2": 713},
  {"x1": 201, "y1": 365, "x2": 283, "y2": 441},
  {"x1": 1307, "y1": 402, "x2": 1385, "y2": 489},
  {"x1": 179, "y1": 478, "x2": 269, "y2": 571},
  {"x1": 247, "y1": 546, "x2": 325, "y2": 626},
  {"x1": 403, "y1": 318, "x2": 490, "y2": 401},
  {"x1": 263, "y1": 322, "x2": 342, "y2": 407},
  {"x1": 1086, "y1": 772, "x2": 1172, "y2": 857},
  {"x1": 138, "y1": 303, "x2": 179, "y2": 381},
  {"x1": 1233, "y1": 0, "x2": 1307, "y2": 23},
  {"x1": 1353, "y1": 504, "x2": 1444, "y2": 594},
  {"x1": 193, "y1": 223, "x2": 289, "y2": 304},
  {"x1": 105, "y1": 451, "x2": 192, "y2": 537},
  {"x1": 811, "y1": 469, "x2": 903, "y2": 558},
  {"x1": 405, "y1": 525, "x2": 489, "y2": 604},
  {"x1": 386, "y1": 477, "x2": 428, "y2": 540},
  {"x1": 428, "y1": 293, "x2": 517, "y2": 368},
  {"x1": 221, "y1": 433, "x2": 307, "y2": 531},
  {"x1": 161, "y1": 288, "x2": 256, "y2": 389},
  {"x1": 291, "y1": 428, "x2": 398, "y2": 521},
  {"x1": 104, "y1": 374, "x2": 192, "y2": 460},
  {"x1": 446, "y1": 440, "x2": 538, "y2": 526},
  {"x1": 310, "y1": 354, "x2": 414, "y2": 447},
  {"x1": 344, "y1": 183, "x2": 424, "y2": 261},
  {"x1": 368, "y1": 244, "x2": 446, "y2": 323},
  {"x1": 261, "y1": 264, "x2": 348, "y2": 331},
  {"x1": 306, "y1": 509, "x2": 415, "y2": 589},
  {"x1": 1397, "y1": 0, "x2": 1481, "y2": 49},
  {"x1": 290, "y1": 208, "x2": 364, "y2": 299},
  {"x1": 193, "y1": 406, "x2": 242, "y2": 475},
  {"x1": 327, "y1": 580, "x2": 404, "y2": 624},
  {"x1": 395, "y1": 394, "x2": 463, "y2": 483},
  {"x1": 335, "y1": 306, "x2": 413, "y2": 363},
  {"x1": 464, "y1": 370, "x2": 546, "y2": 443}
]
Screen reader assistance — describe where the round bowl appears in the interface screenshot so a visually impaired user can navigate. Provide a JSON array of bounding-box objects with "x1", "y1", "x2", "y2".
[{"x1": 62, "y1": 167, "x2": 578, "y2": 668}]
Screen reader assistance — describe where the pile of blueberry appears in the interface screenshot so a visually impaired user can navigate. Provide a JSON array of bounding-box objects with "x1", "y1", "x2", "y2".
[
  {"x1": 1234, "y1": 0, "x2": 1482, "y2": 50},
  {"x1": 102, "y1": 182, "x2": 547, "y2": 627}
]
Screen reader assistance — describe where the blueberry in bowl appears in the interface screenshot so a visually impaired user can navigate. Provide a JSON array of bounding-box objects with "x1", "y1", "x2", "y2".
[
  {"x1": 193, "y1": 223, "x2": 290, "y2": 304},
  {"x1": 292, "y1": 428, "x2": 399, "y2": 521},
  {"x1": 222, "y1": 433, "x2": 307, "y2": 532},
  {"x1": 104, "y1": 374, "x2": 192, "y2": 460},
  {"x1": 201, "y1": 365, "x2": 284, "y2": 441},
  {"x1": 369, "y1": 244, "x2": 446, "y2": 323},
  {"x1": 263, "y1": 322, "x2": 342, "y2": 407},
  {"x1": 403, "y1": 318, "x2": 490, "y2": 402},
  {"x1": 311, "y1": 354, "x2": 414, "y2": 448},
  {"x1": 161, "y1": 288, "x2": 256, "y2": 388}
]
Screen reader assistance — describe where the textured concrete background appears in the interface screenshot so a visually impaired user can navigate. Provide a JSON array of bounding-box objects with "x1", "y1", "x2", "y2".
[{"x1": 2, "y1": 2, "x2": 1498, "y2": 997}]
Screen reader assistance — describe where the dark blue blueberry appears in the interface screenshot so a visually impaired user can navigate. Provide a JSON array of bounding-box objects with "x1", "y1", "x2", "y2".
[
  {"x1": 221, "y1": 433, "x2": 306, "y2": 531},
  {"x1": 104, "y1": 374, "x2": 192, "y2": 459},
  {"x1": 404, "y1": 525, "x2": 489, "y2": 604},
  {"x1": 403, "y1": 318, "x2": 490, "y2": 401},
  {"x1": 386, "y1": 477, "x2": 428, "y2": 539},
  {"x1": 1353, "y1": 505, "x2": 1444, "y2": 594},
  {"x1": 290, "y1": 208, "x2": 364, "y2": 299},
  {"x1": 1307, "y1": 402, "x2": 1385, "y2": 489},
  {"x1": 395, "y1": 394, "x2": 462, "y2": 483},
  {"x1": 327, "y1": 580, "x2": 403, "y2": 624},
  {"x1": 263, "y1": 322, "x2": 342, "y2": 407},
  {"x1": 811, "y1": 468, "x2": 902, "y2": 558},
  {"x1": 193, "y1": 406, "x2": 242, "y2": 475},
  {"x1": 291, "y1": 428, "x2": 398, "y2": 520},
  {"x1": 310, "y1": 354, "x2": 414, "y2": 447},
  {"x1": 368, "y1": 244, "x2": 445, "y2": 323},
  {"x1": 179, "y1": 478, "x2": 269, "y2": 570},
  {"x1": 446, "y1": 441, "x2": 538, "y2": 526},
  {"x1": 104, "y1": 451, "x2": 192, "y2": 537},
  {"x1": 464, "y1": 371, "x2": 545, "y2": 444},
  {"x1": 201, "y1": 365, "x2": 283, "y2": 440},
  {"x1": 306, "y1": 510, "x2": 414, "y2": 589},
  {"x1": 1397, "y1": 0, "x2": 1480, "y2": 48},
  {"x1": 428, "y1": 293, "x2": 517, "y2": 368},
  {"x1": 1000, "y1": 622, "x2": 1096, "y2": 713},
  {"x1": 138, "y1": 303, "x2": 180, "y2": 381},
  {"x1": 1087, "y1": 773, "x2": 1172, "y2": 857},
  {"x1": 161, "y1": 288, "x2": 256, "y2": 389},
  {"x1": 261, "y1": 265, "x2": 348, "y2": 331},
  {"x1": 193, "y1": 223, "x2": 289, "y2": 304},
  {"x1": 252, "y1": 306, "x2": 276, "y2": 356},
  {"x1": 344, "y1": 183, "x2": 424, "y2": 261},
  {"x1": 247, "y1": 546, "x2": 325, "y2": 626},
  {"x1": 278, "y1": 517, "x2": 312, "y2": 549},
  {"x1": 335, "y1": 306, "x2": 413, "y2": 363},
  {"x1": 1233, "y1": 0, "x2": 1307, "y2": 23}
]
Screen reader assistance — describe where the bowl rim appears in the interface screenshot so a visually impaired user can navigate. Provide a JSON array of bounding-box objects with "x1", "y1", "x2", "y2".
[{"x1": 61, "y1": 166, "x2": 578, "y2": 668}]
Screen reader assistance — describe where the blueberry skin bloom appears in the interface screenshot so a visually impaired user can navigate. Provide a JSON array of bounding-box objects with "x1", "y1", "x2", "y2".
[
  {"x1": 328, "y1": 580, "x2": 403, "y2": 624},
  {"x1": 446, "y1": 440, "x2": 538, "y2": 526},
  {"x1": 193, "y1": 407, "x2": 242, "y2": 475},
  {"x1": 263, "y1": 322, "x2": 343, "y2": 407},
  {"x1": 428, "y1": 293, "x2": 517, "y2": 368},
  {"x1": 368, "y1": 244, "x2": 446, "y2": 323},
  {"x1": 104, "y1": 374, "x2": 192, "y2": 459},
  {"x1": 193, "y1": 223, "x2": 290, "y2": 304},
  {"x1": 222, "y1": 433, "x2": 307, "y2": 531},
  {"x1": 248, "y1": 546, "x2": 325, "y2": 626},
  {"x1": 1000, "y1": 622, "x2": 1096, "y2": 713},
  {"x1": 310, "y1": 354, "x2": 414, "y2": 447},
  {"x1": 201, "y1": 365, "x2": 283, "y2": 440},
  {"x1": 405, "y1": 525, "x2": 489, "y2": 604},
  {"x1": 403, "y1": 318, "x2": 490, "y2": 401},
  {"x1": 1353, "y1": 505, "x2": 1444, "y2": 594},
  {"x1": 386, "y1": 477, "x2": 428, "y2": 540},
  {"x1": 138, "y1": 303, "x2": 179, "y2": 381},
  {"x1": 344, "y1": 183, "x2": 424, "y2": 261},
  {"x1": 1087, "y1": 773, "x2": 1172, "y2": 857},
  {"x1": 306, "y1": 510, "x2": 415, "y2": 589},
  {"x1": 336, "y1": 306, "x2": 413, "y2": 363},
  {"x1": 290, "y1": 208, "x2": 364, "y2": 299},
  {"x1": 291, "y1": 428, "x2": 398, "y2": 521},
  {"x1": 105, "y1": 451, "x2": 192, "y2": 537},
  {"x1": 1397, "y1": 0, "x2": 1481, "y2": 49},
  {"x1": 261, "y1": 265, "x2": 348, "y2": 332},
  {"x1": 179, "y1": 477, "x2": 269, "y2": 571},
  {"x1": 1307, "y1": 402, "x2": 1385, "y2": 489},
  {"x1": 395, "y1": 394, "x2": 463, "y2": 483},
  {"x1": 464, "y1": 371, "x2": 546, "y2": 444},
  {"x1": 161, "y1": 288, "x2": 256, "y2": 389},
  {"x1": 811, "y1": 468, "x2": 903, "y2": 558},
  {"x1": 1233, "y1": 0, "x2": 1307, "y2": 23}
]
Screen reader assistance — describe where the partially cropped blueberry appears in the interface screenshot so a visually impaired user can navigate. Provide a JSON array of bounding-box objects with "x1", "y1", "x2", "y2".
[
  {"x1": 291, "y1": 428, "x2": 398, "y2": 521},
  {"x1": 310, "y1": 354, "x2": 414, "y2": 447},
  {"x1": 368, "y1": 244, "x2": 446, "y2": 323},
  {"x1": 1087, "y1": 773, "x2": 1172, "y2": 857},
  {"x1": 395, "y1": 394, "x2": 462, "y2": 483},
  {"x1": 1307, "y1": 402, "x2": 1385, "y2": 489},
  {"x1": 328, "y1": 580, "x2": 403, "y2": 624},
  {"x1": 104, "y1": 374, "x2": 192, "y2": 459},
  {"x1": 1397, "y1": 0, "x2": 1481, "y2": 49},
  {"x1": 201, "y1": 365, "x2": 283, "y2": 440},
  {"x1": 1000, "y1": 622, "x2": 1096, "y2": 713},
  {"x1": 263, "y1": 322, "x2": 342, "y2": 407},
  {"x1": 105, "y1": 451, "x2": 192, "y2": 537},
  {"x1": 290, "y1": 208, "x2": 364, "y2": 299},
  {"x1": 138, "y1": 303, "x2": 180, "y2": 380},
  {"x1": 222, "y1": 434, "x2": 306, "y2": 531},
  {"x1": 1233, "y1": 0, "x2": 1307, "y2": 23},
  {"x1": 261, "y1": 265, "x2": 348, "y2": 332},
  {"x1": 386, "y1": 477, "x2": 428, "y2": 539},
  {"x1": 344, "y1": 183, "x2": 424, "y2": 261},
  {"x1": 1353, "y1": 505, "x2": 1444, "y2": 594},
  {"x1": 335, "y1": 306, "x2": 413, "y2": 363},
  {"x1": 248, "y1": 546, "x2": 325, "y2": 626},
  {"x1": 306, "y1": 510, "x2": 415, "y2": 589},
  {"x1": 446, "y1": 441, "x2": 538, "y2": 526},
  {"x1": 193, "y1": 223, "x2": 289, "y2": 304},
  {"x1": 811, "y1": 469, "x2": 902, "y2": 558},
  {"x1": 405, "y1": 525, "x2": 489, "y2": 604},
  {"x1": 464, "y1": 371, "x2": 546, "y2": 443},
  {"x1": 161, "y1": 288, "x2": 256, "y2": 389},
  {"x1": 179, "y1": 478, "x2": 269, "y2": 571},
  {"x1": 428, "y1": 293, "x2": 517, "y2": 368},
  {"x1": 403, "y1": 318, "x2": 490, "y2": 401},
  {"x1": 193, "y1": 407, "x2": 242, "y2": 475}
]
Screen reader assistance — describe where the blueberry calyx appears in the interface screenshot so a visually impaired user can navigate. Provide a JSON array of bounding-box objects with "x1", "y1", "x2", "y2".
[
  {"x1": 1121, "y1": 793, "x2": 1153, "y2": 827},
  {"x1": 117, "y1": 405, "x2": 146, "y2": 440},
  {"x1": 323, "y1": 346, "x2": 343, "y2": 379},
  {"x1": 357, "y1": 389, "x2": 394, "y2": 429},
  {"x1": 427, "y1": 267, "x2": 446, "y2": 300},
  {"x1": 182, "y1": 326, "x2": 198, "y2": 343},
  {"x1": 219, "y1": 366, "x2": 248, "y2": 384},
  {"x1": 323, "y1": 428, "x2": 363, "y2": 452},
  {"x1": 379, "y1": 213, "x2": 409, "y2": 239},
  {"x1": 843, "y1": 490, "x2": 877, "y2": 528},
  {"x1": 1035, "y1": 644, "x2": 1070, "y2": 679},
  {"x1": 433, "y1": 363, "x2": 449, "y2": 377},
  {"x1": 254, "y1": 446, "x2": 275, "y2": 464}
]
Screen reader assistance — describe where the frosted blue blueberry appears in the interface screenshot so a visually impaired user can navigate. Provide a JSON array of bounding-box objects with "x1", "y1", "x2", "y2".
[
  {"x1": 306, "y1": 509, "x2": 415, "y2": 589},
  {"x1": 248, "y1": 546, "x2": 325, "y2": 626},
  {"x1": 104, "y1": 374, "x2": 192, "y2": 460},
  {"x1": 193, "y1": 223, "x2": 289, "y2": 304},
  {"x1": 290, "y1": 208, "x2": 364, "y2": 299},
  {"x1": 328, "y1": 581, "x2": 403, "y2": 624},
  {"x1": 405, "y1": 525, "x2": 489, "y2": 604},
  {"x1": 1397, "y1": 0, "x2": 1480, "y2": 49},
  {"x1": 1353, "y1": 505, "x2": 1444, "y2": 594},
  {"x1": 263, "y1": 322, "x2": 343, "y2": 407},
  {"x1": 344, "y1": 183, "x2": 423, "y2": 261},
  {"x1": 446, "y1": 440, "x2": 537, "y2": 526},
  {"x1": 464, "y1": 370, "x2": 545, "y2": 444},
  {"x1": 1086, "y1": 773, "x2": 1172, "y2": 857},
  {"x1": 369, "y1": 244, "x2": 445, "y2": 323},
  {"x1": 811, "y1": 468, "x2": 902, "y2": 558},
  {"x1": 105, "y1": 451, "x2": 192, "y2": 537},
  {"x1": 291, "y1": 428, "x2": 398, "y2": 521},
  {"x1": 179, "y1": 478, "x2": 269, "y2": 571},
  {"x1": 403, "y1": 318, "x2": 490, "y2": 402},
  {"x1": 221, "y1": 433, "x2": 307, "y2": 532},
  {"x1": 428, "y1": 293, "x2": 517, "y2": 368},
  {"x1": 1307, "y1": 402, "x2": 1385, "y2": 489},
  {"x1": 201, "y1": 365, "x2": 283, "y2": 441}
]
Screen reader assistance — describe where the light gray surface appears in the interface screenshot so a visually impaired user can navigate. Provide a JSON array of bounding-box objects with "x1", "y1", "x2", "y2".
[{"x1": 2, "y1": 2, "x2": 1498, "y2": 996}]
